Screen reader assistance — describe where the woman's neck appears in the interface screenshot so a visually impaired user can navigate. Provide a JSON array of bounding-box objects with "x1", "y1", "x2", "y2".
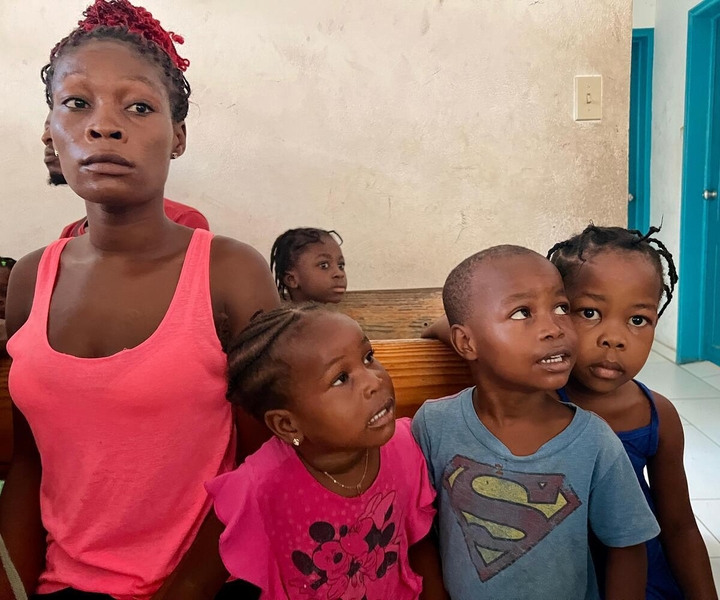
[{"x1": 83, "y1": 197, "x2": 174, "y2": 256}]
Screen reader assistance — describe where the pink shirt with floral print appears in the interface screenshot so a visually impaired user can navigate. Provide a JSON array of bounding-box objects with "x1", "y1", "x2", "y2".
[{"x1": 206, "y1": 418, "x2": 436, "y2": 600}]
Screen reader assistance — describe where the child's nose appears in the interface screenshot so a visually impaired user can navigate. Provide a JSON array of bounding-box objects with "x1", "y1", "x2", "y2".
[
  {"x1": 540, "y1": 314, "x2": 564, "y2": 340},
  {"x1": 598, "y1": 325, "x2": 627, "y2": 350},
  {"x1": 362, "y1": 368, "x2": 383, "y2": 398}
]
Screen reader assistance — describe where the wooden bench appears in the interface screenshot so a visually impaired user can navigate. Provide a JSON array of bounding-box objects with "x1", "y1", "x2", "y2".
[
  {"x1": 0, "y1": 340, "x2": 472, "y2": 474},
  {"x1": 373, "y1": 339, "x2": 472, "y2": 417},
  {"x1": 337, "y1": 288, "x2": 444, "y2": 340}
]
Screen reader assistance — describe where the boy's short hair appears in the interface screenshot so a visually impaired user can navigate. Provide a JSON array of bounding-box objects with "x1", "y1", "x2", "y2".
[{"x1": 442, "y1": 245, "x2": 538, "y2": 326}]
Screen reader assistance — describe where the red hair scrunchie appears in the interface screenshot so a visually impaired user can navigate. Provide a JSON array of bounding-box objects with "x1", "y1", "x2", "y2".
[{"x1": 76, "y1": 0, "x2": 190, "y2": 71}]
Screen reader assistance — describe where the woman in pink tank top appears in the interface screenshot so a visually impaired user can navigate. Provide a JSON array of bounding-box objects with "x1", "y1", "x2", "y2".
[{"x1": 0, "y1": 2, "x2": 279, "y2": 599}]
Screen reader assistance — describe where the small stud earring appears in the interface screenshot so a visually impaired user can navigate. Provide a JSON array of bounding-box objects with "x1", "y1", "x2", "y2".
[
  {"x1": 54, "y1": 150, "x2": 59, "y2": 158},
  {"x1": 171, "y1": 152, "x2": 178, "y2": 160},
  {"x1": 292, "y1": 438, "x2": 301, "y2": 447}
]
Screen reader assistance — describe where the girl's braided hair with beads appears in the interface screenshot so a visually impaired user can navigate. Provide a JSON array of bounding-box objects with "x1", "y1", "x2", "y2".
[
  {"x1": 41, "y1": 0, "x2": 191, "y2": 122},
  {"x1": 547, "y1": 224, "x2": 678, "y2": 317},
  {"x1": 226, "y1": 303, "x2": 325, "y2": 420},
  {"x1": 270, "y1": 228, "x2": 344, "y2": 300}
]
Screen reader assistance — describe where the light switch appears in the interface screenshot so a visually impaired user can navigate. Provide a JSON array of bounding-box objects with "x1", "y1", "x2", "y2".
[{"x1": 574, "y1": 76, "x2": 602, "y2": 121}]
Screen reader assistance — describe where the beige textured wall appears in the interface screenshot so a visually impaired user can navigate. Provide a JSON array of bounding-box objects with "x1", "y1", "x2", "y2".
[{"x1": 0, "y1": 0, "x2": 631, "y2": 290}]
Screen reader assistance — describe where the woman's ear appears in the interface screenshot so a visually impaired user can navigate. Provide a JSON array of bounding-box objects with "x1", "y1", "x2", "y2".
[{"x1": 171, "y1": 121, "x2": 187, "y2": 158}]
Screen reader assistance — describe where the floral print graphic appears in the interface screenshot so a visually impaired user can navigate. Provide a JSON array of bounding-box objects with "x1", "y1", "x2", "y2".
[{"x1": 290, "y1": 491, "x2": 400, "y2": 600}]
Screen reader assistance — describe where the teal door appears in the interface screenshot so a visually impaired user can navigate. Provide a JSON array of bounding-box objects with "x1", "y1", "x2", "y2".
[
  {"x1": 628, "y1": 29, "x2": 654, "y2": 232},
  {"x1": 678, "y1": 0, "x2": 720, "y2": 366},
  {"x1": 706, "y1": 177, "x2": 720, "y2": 364},
  {"x1": 704, "y1": 29, "x2": 720, "y2": 364}
]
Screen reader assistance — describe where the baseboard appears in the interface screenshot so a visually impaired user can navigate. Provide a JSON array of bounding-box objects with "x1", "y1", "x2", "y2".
[{"x1": 652, "y1": 340, "x2": 678, "y2": 363}]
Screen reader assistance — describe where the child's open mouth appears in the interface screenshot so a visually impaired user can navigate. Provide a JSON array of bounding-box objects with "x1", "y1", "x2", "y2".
[
  {"x1": 536, "y1": 349, "x2": 572, "y2": 372},
  {"x1": 367, "y1": 399, "x2": 395, "y2": 428}
]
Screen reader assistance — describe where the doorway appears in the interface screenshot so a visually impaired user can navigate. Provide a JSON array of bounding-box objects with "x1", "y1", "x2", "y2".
[
  {"x1": 628, "y1": 29, "x2": 654, "y2": 232},
  {"x1": 677, "y1": 0, "x2": 720, "y2": 365}
]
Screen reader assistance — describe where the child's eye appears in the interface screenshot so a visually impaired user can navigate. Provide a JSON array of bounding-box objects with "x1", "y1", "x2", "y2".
[
  {"x1": 338, "y1": 263, "x2": 345, "y2": 271},
  {"x1": 318, "y1": 262, "x2": 330, "y2": 270},
  {"x1": 554, "y1": 304, "x2": 569, "y2": 315},
  {"x1": 510, "y1": 308, "x2": 531, "y2": 320},
  {"x1": 580, "y1": 309, "x2": 601, "y2": 321},
  {"x1": 364, "y1": 350, "x2": 374, "y2": 365},
  {"x1": 629, "y1": 315, "x2": 651, "y2": 327},
  {"x1": 331, "y1": 372, "x2": 349, "y2": 387},
  {"x1": 127, "y1": 102, "x2": 154, "y2": 114},
  {"x1": 62, "y1": 98, "x2": 89, "y2": 109}
]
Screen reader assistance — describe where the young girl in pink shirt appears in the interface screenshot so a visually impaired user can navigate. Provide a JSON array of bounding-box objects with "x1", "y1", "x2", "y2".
[{"x1": 206, "y1": 304, "x2": 447, "y2": 599}]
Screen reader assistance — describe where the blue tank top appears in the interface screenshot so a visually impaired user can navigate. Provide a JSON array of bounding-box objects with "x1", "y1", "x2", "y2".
[{"x1": 558, "y1": 382, "x2": 683, "y2": 599}]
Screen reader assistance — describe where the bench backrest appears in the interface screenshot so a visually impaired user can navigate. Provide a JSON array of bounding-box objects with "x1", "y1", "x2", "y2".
[
  {"x1": 373, "y1": 339, "x2": 472, "y2": 417},
  {"x1": 336, "y1": 288, "x2": 444, "y2": 340}
]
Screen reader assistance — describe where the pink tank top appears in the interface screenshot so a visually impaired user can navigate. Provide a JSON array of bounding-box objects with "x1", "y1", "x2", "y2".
[{"x1": 7, "y1": 229, "x2": 235, "y2": 599}]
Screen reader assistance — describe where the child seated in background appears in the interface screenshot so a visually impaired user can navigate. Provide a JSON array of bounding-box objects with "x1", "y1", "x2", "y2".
[
  {"x1": 0, "y1": 257, "x2": 16, "y2": 356},
  {"x1": 412, "y1": 245, "x2": 659, "y2": 599},
  {"x1": 207, "y1": 304, "x2": 447, "y2": 599},
  {"x1": 548, "y1": 225, "x2": 717, "y2": 599},
  {"x1": 270, "y1": 228, "x2": 347, "y2": 304}
]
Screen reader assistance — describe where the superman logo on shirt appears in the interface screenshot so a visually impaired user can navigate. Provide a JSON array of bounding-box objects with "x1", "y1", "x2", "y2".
[{"x1": 443, "y1": 455, "x2": 581, "y2": 582}]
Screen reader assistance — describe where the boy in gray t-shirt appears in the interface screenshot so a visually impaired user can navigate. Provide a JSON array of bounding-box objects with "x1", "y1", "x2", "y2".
[{"x1": 412, "y1": 246, "x2": 659, "y2": 600}]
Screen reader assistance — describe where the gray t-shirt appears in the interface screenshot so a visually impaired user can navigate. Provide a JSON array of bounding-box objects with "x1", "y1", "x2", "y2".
[{"x1": 412, "y1": 387, "x2": 660, "y2": 600}]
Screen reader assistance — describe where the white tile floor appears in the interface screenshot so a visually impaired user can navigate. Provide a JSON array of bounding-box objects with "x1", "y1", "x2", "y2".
[{"x1": 637, "y1": 350, "x2": 720, "y2": 591}]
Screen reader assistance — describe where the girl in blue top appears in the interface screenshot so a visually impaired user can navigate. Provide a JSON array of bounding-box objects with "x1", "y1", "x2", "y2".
[{"x1": 547, "y1": 225, "x2": 717, "y2": 600}]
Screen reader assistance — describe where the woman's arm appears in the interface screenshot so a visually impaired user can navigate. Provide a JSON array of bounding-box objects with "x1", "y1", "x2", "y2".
[
  {"x1": 150, "y1": 510, "x2": 228, "y2": 600},
  {"x1": 210, "y1": 237, "x2": 281, "y2": 337},
  {"x1": 605, "y1": 543, "x2": 647, "y2": 599},
  {"x1": 210, "y1": 237, "x2": 281, "y2": 462},
  {"x1": 153, "y1": 237, "x2": 280, "y2": 600},
  {"x1": 0, "y1": 407, "x2": 46, "y2": 597},
  {"x1": 409, "y1": 532, "x2": 449, "y2": 600},
  {"x1": 647, "y1": 393, "x2": 718, "y2": 599},
  {"x1": 0, "y1": 250, "x2": 47, "y2": 595}
]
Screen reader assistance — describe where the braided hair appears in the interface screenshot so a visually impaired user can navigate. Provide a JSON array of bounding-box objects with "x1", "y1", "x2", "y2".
[
  {"x1": 270, "y1": 228, "x2": 343, "y2": 300},
  {"x1": 226, "y1": 303, "x2": 325, "y2": 420},
  {"x1": 547, "y1": 225, "x2": 678, "y2": 317},
  {"x1": 41, "y1": 0, "x2": 191, "y2": 122}
]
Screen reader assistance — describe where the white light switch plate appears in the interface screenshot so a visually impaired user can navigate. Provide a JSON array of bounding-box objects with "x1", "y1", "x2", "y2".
[{"x1": 575, "y1": 75, "x2": 602, "y2": 121}]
